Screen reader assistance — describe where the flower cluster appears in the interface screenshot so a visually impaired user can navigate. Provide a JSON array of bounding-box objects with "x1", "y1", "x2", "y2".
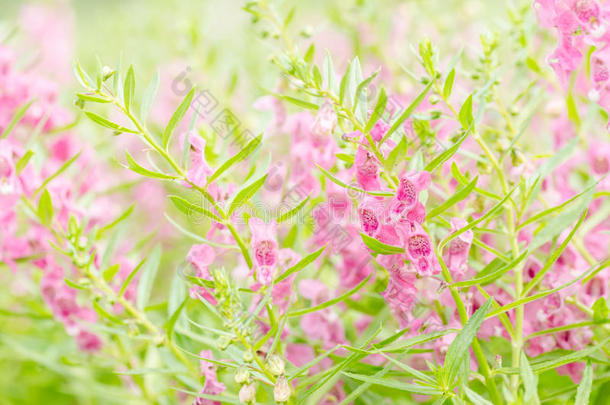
[{"x1": 2, "y1": 1, "x2": 610, "y2": 404}]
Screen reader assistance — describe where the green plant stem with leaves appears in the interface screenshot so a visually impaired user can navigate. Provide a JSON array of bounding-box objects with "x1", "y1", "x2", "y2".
[{"x1": 21, "y1": 195, "x2": 201, "y2": 382}]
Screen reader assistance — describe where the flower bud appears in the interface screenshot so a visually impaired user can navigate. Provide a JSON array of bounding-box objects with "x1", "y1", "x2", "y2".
[
  {"x1": 494, "y1": 354, "x2": 502, "y2": 369},
  {"x1": 217, "y1": 335, "x2": 231, "y2": 350},
  {"x1": 511, "y1": 148, "x2": 525, "y2": 167},
  {"x1": 102, "y1": 66, "x2": 115, "y2": 81},
  {"x1": 239, "y1": 383, "x2": 256, "y2": 403},
  {"x1": 243, "y1": 350, "x2": 253, "y2": 363},
  {"x1": 235, "y1": 367, "x2": 250, "y2": 384},
  {"x1": 68, "y1": 215, "x2": 79, "y2": 237},
  {"x1": 267, "y1": 355, "x2": 285, "y2": 376},
  {"x1": 273, "y1": 376, "x2": 291, "y2": 403}
]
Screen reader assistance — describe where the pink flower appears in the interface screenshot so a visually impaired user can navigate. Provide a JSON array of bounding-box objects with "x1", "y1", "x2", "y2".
[
  {"x1": 358, "y1": 197, "x2": 384, "y2": 236},
  {"x1": 404, "y1": 223, "x2": 438, "y2": 276},
  {"x1": 354, "y1": 145, "x2": 381, "y2": 191},
  {"x1": 446, "y1": 218, "x2": 473, "y2": 275},
  {"x1": 310, "y1": 102, "x2": 336, "y2": 147},
  {"x1": 187, "y1": 244, "x2": 217, "y2": 304},
  {"x1": 249, "y1": 217, "x2": 279, "y2": 285},
  {"x1": 370, "y1": 120, "x2": 390, "y2": 142},
  {"x1": 395, "y1": 171, "x2": 431, "y2": 211},
  {"x1": 194, "y1": 350, "x2": 226, "y2": 405},
  {"x1": 186, "y1": 132, "x2": 212, "y2": 188}
]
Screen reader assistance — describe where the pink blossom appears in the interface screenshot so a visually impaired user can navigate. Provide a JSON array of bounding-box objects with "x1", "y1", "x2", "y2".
[
  {"x1": 249, "y1": 217, "x2": 279, "y2": 285},
  {"x1": 446, "y1": 218, "x2": 473, "y2": 275},
  {"x1": 194, "y1": 350, "x2": 226, "y2": 405}
]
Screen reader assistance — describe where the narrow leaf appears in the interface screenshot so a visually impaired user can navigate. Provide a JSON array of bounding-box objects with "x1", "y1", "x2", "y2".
[
  {"x1": 365, "y1": 87, "x2": 387, "y2": 133},
  {"x1": 574, "y1": 361, "x2": 593, "y2": 405},
  {"x1": 276, "y1": 194, "x2": 310, "y2": 223},
  {"x1": 228, "y1": 173, "x2": 268, "y2": 215},
  {"x1": 163, "y1": 88, "x2": 195, "y2": 150},
  {"x1": 443, "y1": 299, "x2": 492, "y2": 385},
  {"x1": 136, "y1": 245, "x2": 162, "y2": 309},
  {"x1": 1, "y1": 100, "x2": 34, "y2": 139},
  {"x1": 427, "y1": 176, "x2": 477, "y2": 219},
  {"x1": 37, "y1": 189, "x2": 54, "y2": 226},
  {"x1": 520, "y1": 351, "x2": 540, "y2": 405},
  {"x1": 168, "y1": 195, "x2": 222, "y2": 223},
  {"x1": 140, "y1": 70, "x2": 160, "y2": 122},
  {"x1": 443, "y1": 69, "x2": 456, "y2": 100},
  {"x1": 208, "y1": 133, "x2": 262, "y2": 184},
  {"x1": 360, "y1": 232, "x2": 405, "y2": 255},
  {"x1": 382, "y1": 80, "x2": 434, "y2": 144},
  {"x1": 123, "y1": 65, "x2": 135, "y2": 112},
  {"x1": 125, "y1": 151, "x2": 178, "y2": 180},
  {"x1": 275, "y1": 245, "x2": 325, "y2": 283}
]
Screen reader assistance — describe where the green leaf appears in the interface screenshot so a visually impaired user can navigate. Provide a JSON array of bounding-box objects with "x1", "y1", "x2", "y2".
[
  {"x1": 35, "y1": 152, "x2": 81, "y2": 195},
  {"x1": 464, "y1": 387, "x2": 493, "y2": 405},
  {"x1": 119, "y1": 257, "x2": 147, "y2": 297},
  {"x1": 276, "y1": 194, "x2": 310, "y2": 223},
  {"x1": 76, "y1": 93, "x2": 111, "y2": 103},
  {"x1": 427, "y1": 176, "x2": 477, "y2": 219},
  {"x1": 360, "y1": 232, "x2": 405, "y2": 255},
  {"x1": 275, "y1": 245, "x2": 325, "y2": 283},
  {"x1": 322, "y1": 51, "x2": 337, "y2": 93},
  {"x1": 443, "y1": 299, "x2": 492, "y2": 386},
  {"x1": 377, "y1": 329, "x2": 458, "y2": 353},
  {"x1": 382, "y1": 80, "x2": 434, "y2": 144},
  {"x1": 439, "y1": 185, "x2": 517, "y2": 251},
  {"x1": 520, "y1": 351, "x2": 540, "y2": 405},
  {"x1": 37, "y1": 189, "x2": 53, "y2": 226},
  {"x1": 95, "y1": 204, "x2": 135, "y2": 240},
  {"x1": 530, "y1": 188, "x2": 593, "y2": 251},
  {"x1": 453, "y1": 251, "x2": 528, "y2": 288},
  {"x1": 140, "y1": 69, "x2": 160, "y2": 122},
  {"x1": 168, "y1": 195, "x2": 222, "y2": 223},
  {"x1": 566, "y1": 91, "x2": 581, "y2": 127},
  {"x1": 458, "y1": 94, "x2": 473, "y2": 129},
  {"x1": 64, "y1": 278, "x2": 88, "y2": 290},
  {"x1": 341, "y1": 372, "x2": 440, "y2": 395},
  {"x1": 228, "y1": 173, "x2": 268, "y2": 216},
  {"x1": 443, "y1": 68, "x2": 456, "y2": 100},
  {"x1": 164, "y1": 213, "x2": 237, "y2": 250},
  {"x1": 163, "y1": 88, "x2": 195, "y2": 150},
  {"x1": 273, "y1": 93, "x2": 319, "y2": 110},
  {"x1": 488, "y1": 261, "x2": 604, "y2": 319},
  {"x1": 123, "y1": 65, "x2": 135, "y2": 112},
  {"x1": 574, "y1": 361, "x2": 593, "y2": 405},
  {"x1": 124, "y1": 151, "x2": 179, "y2": 180},
  {"x1": 317, "y1": 164, "x2": 393, "y2": 197},
  {"x1": 15, "y1": 150, "x2": 34, "y2": 175},
  {"x1": 73, "y1": 60, "x2": 95, "y2": 89},
  {"x1": 339, "y1": 60, "x2": 353, "y2": 105},
  {"x1": 365, "y1": 87, "x2": 387, "y2": 133},
  {"x1": 424, "y1": 131, "x2": 469, "y2": 172},
  {"x1": 92, "y1": 299, "x2": 123, "y2": 324},
  {"x1": 208, "y1": 133, "x2": 262, "y2": 184},
  {"x1": 136, "y1": 245, "x2": 162, "y2": 309},
  {"x1": 1, "y1": 99, "x2": 34, "y2": 139},
  {"x1": 304, "y1": 43, "x2": 315, "y2": 64},
  {"x1": 593, "y1": 297, "x2": 609, "y2": 323},
  {"x1": 288, "y1": 274, "x2": 371, "y2": 318},
  {"x1": 353, "y1": 68, "x2": 379, "y2": 117},
  {"x1": 525, "y1": 138, "x2": 578, "y2": 208},
  {"x1": 85, "y1": 111, "x2": 138, "y2": 133},
  {"x1": 384, "y1": 135, "x2": 407, "y2": 171},
  {"x1": 102, "y1": 264, "x2": 121, "y2": 282},
  {"x1": 165, "y1": 297, "x2": 188, "y2": 339}
]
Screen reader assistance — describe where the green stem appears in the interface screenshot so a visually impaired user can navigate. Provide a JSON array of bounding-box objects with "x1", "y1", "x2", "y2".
[{"x1": 438, "y1": 252, "x2": 503, "y2": 405}]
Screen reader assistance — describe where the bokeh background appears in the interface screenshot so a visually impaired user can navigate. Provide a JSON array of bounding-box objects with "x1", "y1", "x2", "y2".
[{"x1": 0, "y1": 1, "x2": 547, "y2": 404}]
